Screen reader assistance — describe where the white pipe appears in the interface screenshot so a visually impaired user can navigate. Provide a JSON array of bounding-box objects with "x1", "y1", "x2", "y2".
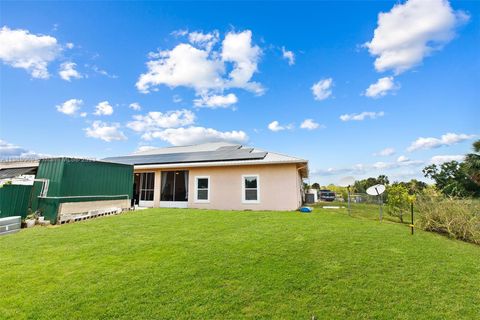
[
  {"x1": 34, "y1": 179, "x2": 49, "y2": 197},
  {"x1": 40, "y1": 195, "x2": 130, "y2": 199}
]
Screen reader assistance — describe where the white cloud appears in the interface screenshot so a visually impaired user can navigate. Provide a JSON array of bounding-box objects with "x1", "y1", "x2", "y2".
[
  {"x1": 171, "y1": 29, "x2": 188, "y2": 37},
  {"x1": 407, "y1": 132, "x2": 475, "y2": 152},
  {"x1": 129, "y1": 102, "x2": 141, "y2": 111},
  {"x1": 0, "y1": 139, "x2": 45, "y2": 159},
  {"x1": 311, "y1": 78, "x2": 333, "y2": 101},
  {"x1": 133, "y1": 145, "x2": 158, "y2": 154},
  {"x1": 372, "y1": 162, "x2": 390, "y2": 170},
  {"x1": 0, "y1": 139, "x2": 28, "y2": 158},
  {"x1": 430, "y1": 154, "x2": 465, "y2": 165},
  {"x1": 58, "y1": 61, "x2": 82, "y2": 81},
  {"x1": 141, "y1": 126, "x2": 248, "y2": 146},
  {"x1": 397, "y1": 155, "x2": 409, "y2": 162},
  {"x1": 314, "y1": 158, "x2": 424, "y2": 178},
  {"x1": 365, "y1": 0, "x2": 469, "y2": 74},
  {"x1": 373, "y1": 160, "x2": 424, "y2": 170},
  {"x1": 136, "y1": 30, "x2": 263, "y2": 96},
  {"x1": 385, "y1": 160, "x2": 423, "y2": 169},
  {"x1": 127, "y1": 109, "x2": 195, "y2": 132},
  {"x1": 193, "y1": 93, "x2": 238, "y2": 109},
  {"x1": 300, "y1": 119, "x2": 321, "y2": 130},
  {"x1": 268, "y1": 120, "x2": 293, "y2": 132},
  {"x1": 136, "y1": 43, "x2": 224, "y2": 93},
  {"x1": 364, "y1": 76, "x2": 399, "y2": 98},
  {"x1": 312, "y1": 164, "x2": 367, "y2": 177},
  {"x1": 268, "y1": 121, "x2": 282, "y2": 132},
  {"x1": 0, "y1": 26, "x2": 61, "y2": 79},
  {"x1": 221, "y1": 30, "x2": 263, "y2": 94},
  {"x1": 56, "y1": 98, "x2": 83, "y2": 116},
  {"x1": 94, "y1": 101, "x2": 114, "y2": 116},
  {"x1": 312, "y1": 160, "x2": 430, "y2": 184},
  {"x1": 188, "y1": 30, "x2": 219, "y2": 52},
  {"x1": 281, "y1": 47, "x2": 295, "y2": 65},
  {"x1": 84, "y1": 121, "x2": 126, "y2": 142},
  {"x1": 340, "y1": 111, "x2": 384, "y2": 122},
  {"x1": 375, "y1": 147, "x2": 396, "y2": 157},
  {"x1": 91, "y1": 65, "x2": 118, "y2": 79}
]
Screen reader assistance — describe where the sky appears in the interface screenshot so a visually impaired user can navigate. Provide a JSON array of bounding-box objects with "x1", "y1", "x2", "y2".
[{"x1": 0, "y1": 0, "x2": 478, "y2": 185}]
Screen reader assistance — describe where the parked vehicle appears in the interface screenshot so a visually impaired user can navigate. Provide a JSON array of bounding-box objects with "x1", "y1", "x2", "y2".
[{"x1": 319, "y1": 189, "x2": 335, "y2": 202}]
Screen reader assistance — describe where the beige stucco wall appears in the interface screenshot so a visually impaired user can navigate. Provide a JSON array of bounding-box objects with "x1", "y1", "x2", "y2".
[{"x1": 135, "y1": 163, "x2": 303, "y2": 211}]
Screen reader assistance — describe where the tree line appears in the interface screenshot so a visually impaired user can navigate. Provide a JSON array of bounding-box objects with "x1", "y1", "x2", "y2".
[{"x1": 309, "y1": 139, "x2": 480, "y2": 198}]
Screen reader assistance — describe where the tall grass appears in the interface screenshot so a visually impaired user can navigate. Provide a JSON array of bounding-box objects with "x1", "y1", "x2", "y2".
[{"x1": 416, "y1": 196, "x2": 480, "y2": 244}]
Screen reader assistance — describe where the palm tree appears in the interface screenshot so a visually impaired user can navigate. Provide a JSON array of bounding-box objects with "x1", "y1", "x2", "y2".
[{"x1": 465, "y1": 140, "x2": 480, "y2": 186}]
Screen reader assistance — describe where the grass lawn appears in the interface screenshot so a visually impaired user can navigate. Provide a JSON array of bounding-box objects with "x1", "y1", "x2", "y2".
[{"x1": 1, "y1": 206, "x2": 479, "y2": 319}]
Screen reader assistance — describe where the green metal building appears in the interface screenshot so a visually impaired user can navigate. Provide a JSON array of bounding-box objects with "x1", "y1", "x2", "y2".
[
  {"x1": 0, "y1": 184, "x2": 33, "y2": 219},
  {"x1": 1, "y1": 158, "x2": 133, "y2": 224}
]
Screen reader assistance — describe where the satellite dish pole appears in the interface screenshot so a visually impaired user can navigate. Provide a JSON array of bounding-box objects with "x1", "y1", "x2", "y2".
[
  {"x1": 377, "y1": 186, "x2": 383, "y2": 222},
  {"x1": 367, "y1": 184, "x2": 386, "y2": 222},
  {"x1": 339, "y1": 176, "x2": 355, "y2": 216}
]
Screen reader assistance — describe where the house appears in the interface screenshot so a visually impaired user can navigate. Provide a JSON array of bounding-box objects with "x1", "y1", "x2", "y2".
[{"x1": 104, "y1": 142, "x2": 308, "y2": 211}]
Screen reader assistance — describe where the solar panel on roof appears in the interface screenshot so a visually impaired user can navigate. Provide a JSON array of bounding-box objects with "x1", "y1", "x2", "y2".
[
  {"x1": 103, "y1": 148, "x2": 268, "y2": 165},
  {"x1": 216, "y1": 145, "x2": 242, "y2": 151}
]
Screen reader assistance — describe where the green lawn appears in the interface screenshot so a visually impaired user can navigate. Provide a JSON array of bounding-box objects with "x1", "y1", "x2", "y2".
[{"x1": 1, "y1": 206, "x2": 479, "y2": 319}]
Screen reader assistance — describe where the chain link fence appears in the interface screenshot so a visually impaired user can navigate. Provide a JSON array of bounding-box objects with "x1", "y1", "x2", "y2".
[{"x1": 312, "y1": 193, "x2": 407, "y2": 224}]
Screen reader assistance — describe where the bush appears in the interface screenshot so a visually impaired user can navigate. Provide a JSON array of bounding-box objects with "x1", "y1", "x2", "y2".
[
  {"x1": 386, "y1": 184, "x2": 411, "y2": 223},
  {"x1": 416, "y1": 195, "x2": 480, "y2": 244}
]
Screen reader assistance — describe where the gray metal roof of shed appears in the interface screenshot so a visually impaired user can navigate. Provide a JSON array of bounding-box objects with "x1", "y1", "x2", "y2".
[{"x1": 0, "y1": 167, "x2": 37, "y2": 179}]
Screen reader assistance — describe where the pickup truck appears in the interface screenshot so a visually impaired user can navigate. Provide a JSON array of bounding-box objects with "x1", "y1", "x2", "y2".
[{"x1": 319, "y1": 189, "x2": 335, "y2": 202}]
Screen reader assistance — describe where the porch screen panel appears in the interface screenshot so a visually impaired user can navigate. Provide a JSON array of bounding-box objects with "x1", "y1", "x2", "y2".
[
  {"x1": 174, "y1": 171, "x2": 188, "y2": 201},
  {"x1": 160, "y1": 171, "x2": 174, "y2": 201},
  {"x1": 140, "y1": 172, "x2": 154, "y2": 201},
  {"x1": 160, "y1": 171, "x2": 188, "y2": 202}
]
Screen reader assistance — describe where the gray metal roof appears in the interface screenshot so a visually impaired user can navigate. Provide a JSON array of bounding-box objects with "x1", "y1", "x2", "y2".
[
  {"x1": 0, "y1": 167, "x2": 37, "y2": 179},
  {"x1": 103, "y1": 148, "x2": 268, "y2": 165}
]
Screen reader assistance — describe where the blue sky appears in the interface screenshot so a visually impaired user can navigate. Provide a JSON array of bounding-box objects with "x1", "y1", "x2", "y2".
[{"x1": 1, "y1": 0, "x2": 478, "y2": 184}]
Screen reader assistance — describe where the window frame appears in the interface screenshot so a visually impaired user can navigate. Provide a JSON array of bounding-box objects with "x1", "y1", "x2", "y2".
[
  {"x1": 194, "y1": 176, "x2": 210, "y2": 203},
  {"x1": 242, "y1": 174, "x2": 260, "y2": 204}
]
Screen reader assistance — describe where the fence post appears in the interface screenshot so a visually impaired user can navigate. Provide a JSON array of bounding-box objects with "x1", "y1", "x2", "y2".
[
  {"x1": 410, "y1": 202, "x2": 414, "y2": 235},
  {"x1": 347, "y1": 186, "x2": 351, "y2": 216}
]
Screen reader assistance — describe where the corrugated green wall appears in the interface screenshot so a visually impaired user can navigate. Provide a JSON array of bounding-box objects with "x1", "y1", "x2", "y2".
[
  {"x1": 0, "y1": 184, "x2": 33, "y2": 218},
  {"x1": 61, "y1": 160, "x2": 133, "y2": 197},
  {"x1": 31, "y1": 158, "x2": 133, "y2": 223}
]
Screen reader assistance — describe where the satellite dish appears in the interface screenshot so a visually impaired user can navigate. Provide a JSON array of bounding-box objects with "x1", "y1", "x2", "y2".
[
  {"x1": 366, "y1": 184, "x2": 386, "y2": 196},
  {"x1": 338, "y1": 176, "x2": 355, "y2": 187},
  {"x1": 367, "y1": 184, "x2": 386, "y2": 222}
]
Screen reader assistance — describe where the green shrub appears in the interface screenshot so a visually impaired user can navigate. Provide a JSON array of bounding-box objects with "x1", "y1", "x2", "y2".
[
  {"x1": 416, "y1": 195, "x2": 480, "y2": 244},
  {"x1": 386, "y1": 184, "x2": 411, "y2": 223}
]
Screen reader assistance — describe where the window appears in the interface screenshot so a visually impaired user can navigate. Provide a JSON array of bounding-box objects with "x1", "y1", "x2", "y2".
[
  {"x1": 195, "y1": 176, "x2": 210, "y2": 202},
  {"x1": 242, "y1": 175, "x2": 260, "y2": 203}
]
